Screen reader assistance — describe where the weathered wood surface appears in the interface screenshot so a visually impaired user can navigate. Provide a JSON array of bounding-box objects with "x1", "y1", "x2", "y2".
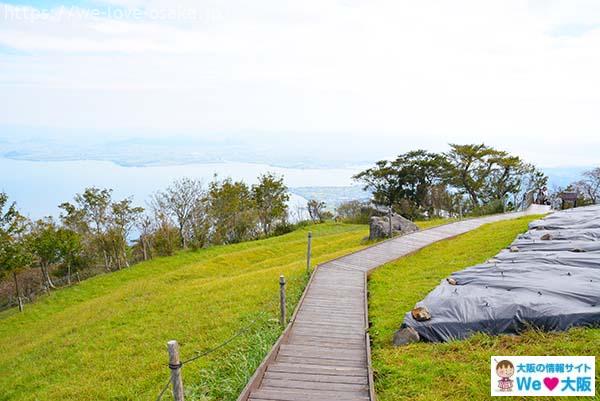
[{"x1": 238, "y1": 207, "x2": 549, "y2": 401}]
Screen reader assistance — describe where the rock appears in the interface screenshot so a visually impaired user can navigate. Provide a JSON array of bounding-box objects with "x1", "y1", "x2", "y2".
[
  {"x1": 570, "y1": 247, "x2": 586, "y2": 253},
  {"x1": 411, "y1": 306, "x2": 431, "y2": 321},
  {"x1": 369, "y1": 213, "x2": 419, "y2": 240},
  {"x1": 393, "y1": 327, "x2": 420, "y2": 346},
  {"x1": 540, "y1": 233, "x2": 553, "y2": 241},
  {"x1": 509, "y1": 246, "x2": 519, "y2": 253},
  {"x1": 446, "y1": 277, "x2": 458, "y2": 285}
]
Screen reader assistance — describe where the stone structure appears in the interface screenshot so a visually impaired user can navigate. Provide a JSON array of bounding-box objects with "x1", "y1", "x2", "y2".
[{"x1": 369, "y1": 213, "x2": 419, "y2": 240}]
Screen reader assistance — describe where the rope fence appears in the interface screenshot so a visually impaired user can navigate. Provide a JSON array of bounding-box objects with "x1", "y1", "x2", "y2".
[{"x1": 156, "y1": 232, "x2": 314, "y2": 401}]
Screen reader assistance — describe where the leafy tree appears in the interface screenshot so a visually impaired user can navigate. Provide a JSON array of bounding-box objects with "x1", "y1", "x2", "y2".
[
  {"x1": 208, "y1": 178, "x2": 257, "y2": 244},
  {"x1": 252, "y1": 173, "x2": 289, "y2": 236},
  {"x1": 61, "y1": 188, "x2": 113, "y2": 271},
  {"x1": 60, "y1": 188, "x2": 142, "y2": 271},
  {"x1": 445, "y1": 144, "x2": 535, "y2": 207},
  {"x1": 110, "y1": 198, "x2": 143, "y2": 268},
  {"x1": 307, "y1": 199, "x2": 327, "y2": 222},
  {"x1": 135, "y1": 214, "x2": 154, "y2": 261},
  {"x1": 354, "y1": 150, "x2": 449, "y2": 218},
  {"x1": 150, "y1": 210, "x2": 181, "y2": 256},
  {"x1": 56, "y1": 228, "x2": 83, "y2": 285},
  {"x1": 0, "y1": 193, "x2": 31, "y2": 311},
  {"x1": 28, "y1": 218, "x2": 62, "y2": 289}
]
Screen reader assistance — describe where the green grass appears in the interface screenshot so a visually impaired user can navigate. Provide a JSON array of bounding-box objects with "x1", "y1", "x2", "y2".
[
  {"x1": 368, "y1": 216, "x2": 600, "y2": 401},
  {"x1": 0, "y1": 222, "x2": 369, "y2": 401}
]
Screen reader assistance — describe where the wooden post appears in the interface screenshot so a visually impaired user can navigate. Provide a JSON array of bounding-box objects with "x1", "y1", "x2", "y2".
[
  {"x1": 279, "y1": 275, "x2": 286, "y2": 327},
  {"x1": 167, "y1": 340, "x2": 185, "y2": 401},
  {"x1": 306, "y1": 232, "x2": 312, "y2": 275}
]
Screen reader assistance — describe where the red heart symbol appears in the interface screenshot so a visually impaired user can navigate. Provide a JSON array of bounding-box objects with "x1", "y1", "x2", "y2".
[{"x1": 544, "y1": 377, "x2": 559, "y2": 391}]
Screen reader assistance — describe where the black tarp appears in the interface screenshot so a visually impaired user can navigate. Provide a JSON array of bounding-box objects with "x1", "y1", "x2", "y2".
[{"x1": 402, "y1": 205, "x2": 600, "y2": 342}]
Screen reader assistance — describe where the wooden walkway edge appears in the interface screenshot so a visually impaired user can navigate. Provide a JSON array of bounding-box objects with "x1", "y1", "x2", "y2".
[{"x1": 237, "y1": 206, "x2": 549, "y2": 401}]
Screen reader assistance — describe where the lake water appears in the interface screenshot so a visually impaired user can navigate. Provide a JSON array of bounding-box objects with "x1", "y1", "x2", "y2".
[{"x1": 0, "y1": 157, "x2": 363, "y2": 219}]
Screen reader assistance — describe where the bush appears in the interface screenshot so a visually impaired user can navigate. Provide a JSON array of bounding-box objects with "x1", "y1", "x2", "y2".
[
  {"x1": 335, "y1": 200, "x2": 376, "y2": 224},
  {"x1": 271, "y1": 220, "x2": 312, "y2": 237}
]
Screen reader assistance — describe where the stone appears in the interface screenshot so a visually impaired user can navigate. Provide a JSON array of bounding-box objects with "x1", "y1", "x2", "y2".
[
  {"x1": 446, "y1": 277, "x2": 458, "y2": 285},
  {"x1": 570, "y1": 247, "x2": 586, "y2": 253},
  {"x1": 393, "y1": 327, "x2": 420, "y2": 346},
  {"x1": 369, "y1": 213, "x2": 419, "y2": 240},
  {"x1": 411, "y1": 306, "x2": 431, "y2": 321},
  {"x1": 540, "y1": 233, "x2": 553, "y2": 240},
  {"x1": 510, "y1": 246, "x2": 519, "y2": 253}
]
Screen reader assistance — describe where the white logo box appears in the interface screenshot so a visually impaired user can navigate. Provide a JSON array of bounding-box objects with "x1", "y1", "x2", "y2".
[{"x1": 491, "y1": 356, "x2": 595, "y2": 397}]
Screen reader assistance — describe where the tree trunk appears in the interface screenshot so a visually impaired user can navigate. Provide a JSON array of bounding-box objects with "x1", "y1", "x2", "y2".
[
  {"x1": 13, "y1": 271, "x2": 23, "y2": 312},
  {"x1": 103, "y1": 249, "x2": 111, "y2": 272},
  {"x1": 141, "y1": 236, "x2": 148, "y2": 261},
  {"x1": 41, "y1": 262, "x2": 56, "y2": 289},
  {"x1": 123, "y1": 249, "x2": 130, "y2": 268},
  {"x1": 67, "y1": 263, "x2": 72, "y2": 285},
  {"x1": 179, "y1": 225, "x2": 186, "y2": 248}
]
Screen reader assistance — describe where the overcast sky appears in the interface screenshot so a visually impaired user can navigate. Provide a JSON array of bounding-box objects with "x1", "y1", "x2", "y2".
[{"x1": 1, "y1": 0, "x2": 600, "y2": 167}]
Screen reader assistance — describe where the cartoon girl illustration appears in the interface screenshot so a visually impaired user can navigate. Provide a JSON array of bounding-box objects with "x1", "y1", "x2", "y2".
[{"x1": 496, "y1": 360, "x2": 515, "y2": 392}]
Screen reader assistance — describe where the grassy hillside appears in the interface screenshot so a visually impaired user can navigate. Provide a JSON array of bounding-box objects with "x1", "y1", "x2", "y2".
[
  {"x1": 0, "y1": 222, "x2": 368, "y2": 401},
  {"x1": 368, "y1": 216, "x2": 600, "y2": 400}
]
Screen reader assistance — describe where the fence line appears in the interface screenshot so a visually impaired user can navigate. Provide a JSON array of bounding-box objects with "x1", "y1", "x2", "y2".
[{"x1": 154, "y1": 246, "x2": 313, "y2": 401}]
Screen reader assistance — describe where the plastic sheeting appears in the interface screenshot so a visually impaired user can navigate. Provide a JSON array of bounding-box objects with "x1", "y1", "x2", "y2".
[{"x1": 402, "y1": 205, "x2": 600, "y2": 342}]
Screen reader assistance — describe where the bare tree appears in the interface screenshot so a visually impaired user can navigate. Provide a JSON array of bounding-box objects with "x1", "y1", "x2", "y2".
[
  {"x1": 575, "y1": 168, "x2": 600, "y2": 204},
  {"x1": 152, "y1": 178, "x2": 205, "y2": 248}
]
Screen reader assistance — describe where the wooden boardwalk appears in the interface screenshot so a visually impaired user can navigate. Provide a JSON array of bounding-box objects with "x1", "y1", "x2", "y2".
[{"x1": 238, "y1": 207, "x2": 549, "y2": 401}]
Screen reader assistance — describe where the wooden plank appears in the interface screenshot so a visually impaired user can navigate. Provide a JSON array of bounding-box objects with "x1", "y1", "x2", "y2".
[
  {"x1": 250, "y1": 388, "x2": 369, "y2": 401},
  {"x1": 264, "y1": 371, "x2": 368, "y2": 384},
  {"x1": 267, "y1": 362, "x2": 368, "y2": 376},
  {"x1": 261, "y1": 378, "x2": 369, "y2": 392}
]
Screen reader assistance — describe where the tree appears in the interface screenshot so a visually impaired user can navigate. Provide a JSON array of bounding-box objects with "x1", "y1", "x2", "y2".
[
  {"x1": 0, "y1": 193, "x2": 31, "y2": 311},
  {"x1": 575, "y1": 168, "x2": 600, "y2": 204},
  {"x1": 353, "y1": 150, "x2": 449, "y2": 218},
  {"x1": 252, "y1": 173, "x2": 289, "y2": 236},
  {"x1": 61, "y1": 187, "x2": 113, "y2": 271},
  {"x1": 110, "y1": 198, "x2": 143, "y2": 269},
  {"x1": 60, "y1": 188, "x2": 142, "y2": 272},
  {"x1": 208, "y1": 178, "x2": 257, "y2": 244},
  {"x1": 28, "y1": 218, "x2": 62, "y2": 289},
  {"x1": 56, "y1": 228, "x2": 83, "y2": 285},
  {"x1": 445, "y1": 144, "x2": 534, "y2": 207},
  {"x1": 152, "y1": 178, "x2": 205, "y2": 248},
  {"x1": 136, "y1": 214, "x2": 154, "y2": 261},
  {"x1": 307, "y1": 200, "x2": 326, "y2": 222}
]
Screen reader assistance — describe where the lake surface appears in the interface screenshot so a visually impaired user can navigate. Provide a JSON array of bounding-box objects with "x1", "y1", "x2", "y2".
[{"x1": 0, "y1": 157, "x2": 363, "y2": 219}]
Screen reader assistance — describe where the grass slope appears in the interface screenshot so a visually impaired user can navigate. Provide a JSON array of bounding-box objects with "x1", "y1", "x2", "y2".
[
  {"x1": 0, "y1": 223, "x2": 368, "y2": 401},
  {"x1": 369, "y1": 216, "x2": 600, "y2": 401}
]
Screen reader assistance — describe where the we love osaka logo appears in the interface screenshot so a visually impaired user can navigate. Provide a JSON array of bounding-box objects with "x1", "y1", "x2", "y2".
[{"x1": 491, "y1": 356, "x2": 595, "y2": 397}]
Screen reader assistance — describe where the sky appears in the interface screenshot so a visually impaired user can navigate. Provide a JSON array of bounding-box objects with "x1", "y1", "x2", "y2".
[{"x1": 1, "y1": 0, "x2": 600, "y2": 167}]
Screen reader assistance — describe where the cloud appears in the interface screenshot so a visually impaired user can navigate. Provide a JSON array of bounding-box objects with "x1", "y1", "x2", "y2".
[{"x1": 0, "y1": 0, "x2": 600, "y2": 167}]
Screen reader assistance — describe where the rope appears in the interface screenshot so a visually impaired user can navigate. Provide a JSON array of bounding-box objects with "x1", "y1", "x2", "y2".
[
  {"x1": 155, "y1": 378, "x2": 171, "y2": 401},
  {"x1": 154, "y1": 269, "x2": 311, "y2": 399}
]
